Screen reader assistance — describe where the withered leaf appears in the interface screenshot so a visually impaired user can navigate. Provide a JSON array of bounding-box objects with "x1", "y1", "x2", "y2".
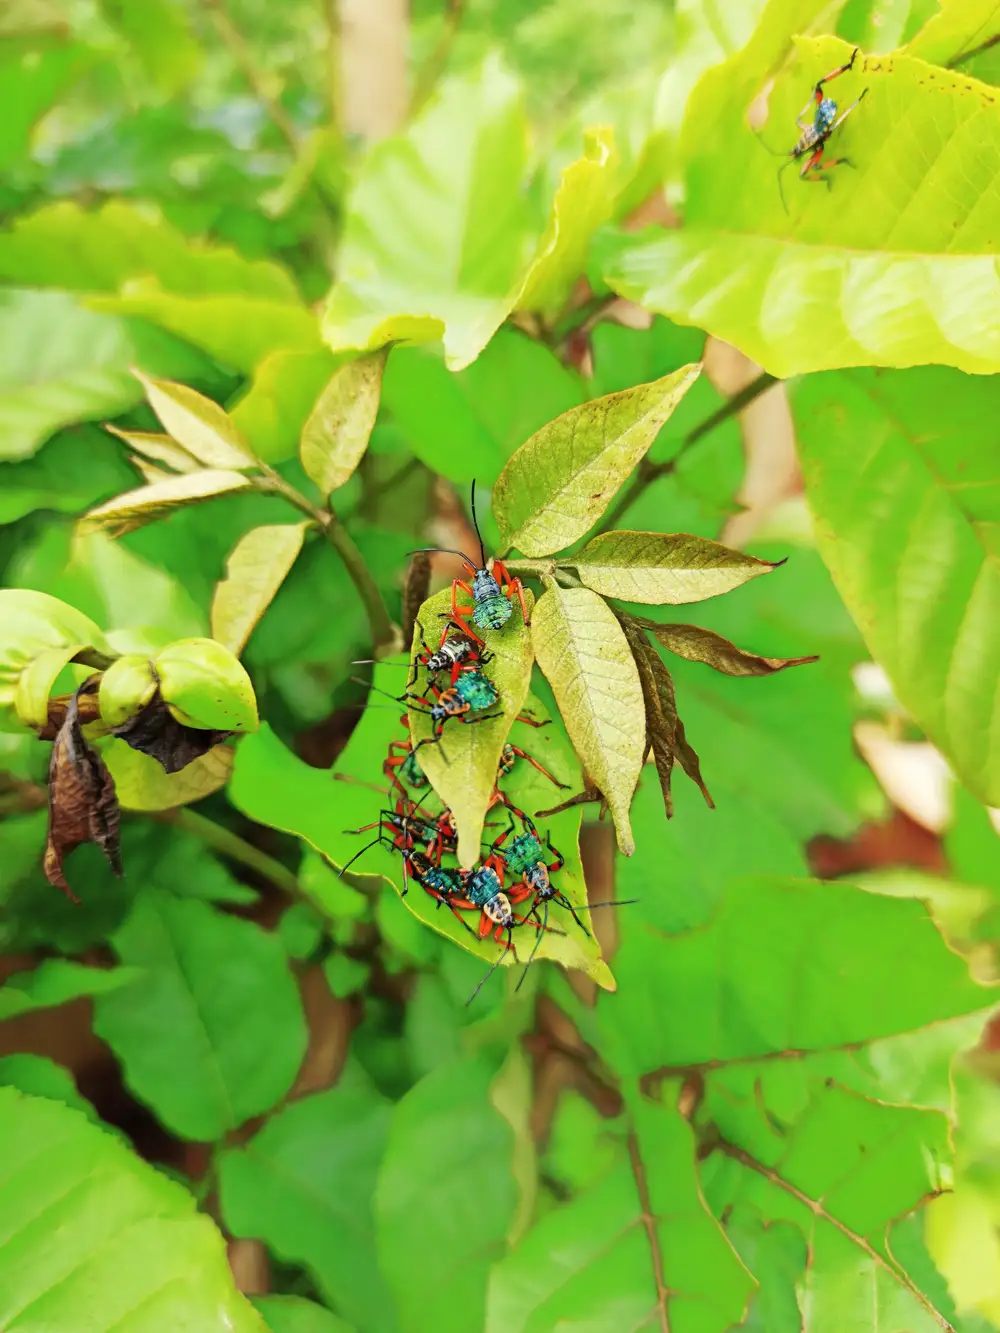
[
  {"x1": 40, "y1": 689, "x2": 102, "y2": 741},
  {"x1": 112, "y1": 692, "x2": 233, "y2": 774},
  {"x1": 634, "y1": 618, "x2": 819, "y2": 677},
  {"x1": 401, "y1": 551, "x2": 432, "y2": 650},
  {"x1": 45, "y1": 683, "x2": 122, "y2": 901},
  {"x1": 534, "y1": 785, "x2": 607, "y2": 820}
]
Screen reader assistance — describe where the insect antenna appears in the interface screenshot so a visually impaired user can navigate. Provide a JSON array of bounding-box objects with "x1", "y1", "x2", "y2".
[
  {"x1": 515, "y1": 900, "x2": 549, "y2": 992},
  {"x1": 467, "y1": 937, "x2": 513, "y2": 1006},
  {"x1": 349, "y1": 676, "x2": 433, "y2": 714},
  {"x1": 337, "y1": 835, "x2": 384, "y2": 878},
  {"x1": 469, "y1": 478, "x2": 487, "y2": 568},
  {"x1": 406, "y1": 546, "x2": 478, "y2": 572}
]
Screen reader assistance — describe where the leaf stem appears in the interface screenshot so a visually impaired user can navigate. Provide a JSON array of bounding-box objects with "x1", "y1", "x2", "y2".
[
  {"x1": 73, "y1": 647, "x2": 120, "y2": 671},
  {"x1": 627, "y1": 1130, "x2": 672, "y2": 1332},
  {"x1": 158, "y1": 807, "x2": 301, "y2": 898},
  {"x1": 255, "y1": 470, "x2": 400, "y2": 657},
  {"x1": 598, "y1": 370, "x2": 778, "y2": 533},
  {"x1": 949, "y1": 33, "x2": 1000, "y2": 67}
]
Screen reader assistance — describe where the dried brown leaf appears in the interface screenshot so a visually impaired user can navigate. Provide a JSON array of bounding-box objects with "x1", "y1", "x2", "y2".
[
  {"x1": 45, "y1": 684, "x2": 122, "y2": 900},
  {"x1": 401, "y1": 551, "x2": 432, "y2": 649},
  {"x1": 112, "y1": 693, "x2": 233, "y2": 774},
  {"x1": 635, "y1": 618, "x2": 819, "y2": 677}
]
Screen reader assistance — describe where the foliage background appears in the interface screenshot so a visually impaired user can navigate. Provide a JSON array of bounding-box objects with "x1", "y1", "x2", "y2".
[{"x1": 2, "y1": 0, "x2": 1000, "y2": 1331}]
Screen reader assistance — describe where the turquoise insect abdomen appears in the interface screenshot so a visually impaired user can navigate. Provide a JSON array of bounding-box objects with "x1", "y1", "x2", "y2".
[
  {"x1": 401, "y1": 750, "x2": 429, "y2": 787},
  {"x1": 466, "y1": 865, "x2": 502, "y2": 907},
  {"x1": 471, "y1": 569, "x2": 512, "y2": 630},
  {"x1": 455, "y1": 669, "x2": 499, "y2": 712}
]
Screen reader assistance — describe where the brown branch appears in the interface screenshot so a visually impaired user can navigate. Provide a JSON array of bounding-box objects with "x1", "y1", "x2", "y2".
[{"x1": 627, "y1": 1130, "x2": 672, "y2": 1333}]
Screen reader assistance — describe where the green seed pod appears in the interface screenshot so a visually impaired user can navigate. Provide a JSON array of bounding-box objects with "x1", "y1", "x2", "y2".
[
  {"x1": 99, "y1": 654, "x2": 158, "y2": 728},
  {"x1": 154, "y1": 638, "x2": 258, "y2": 733}
]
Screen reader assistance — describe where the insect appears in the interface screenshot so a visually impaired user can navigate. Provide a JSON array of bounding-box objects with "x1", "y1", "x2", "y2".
[
  {"x1": 407, "y1": 849, "x2": 470, "y2": 914},
  {"x1": 410, "y1": 481, "x2": 530, "y2": 644},
  {"x1": 767, "y1": 47, "x2": 868, "y2": 212},
  {"x1": 496, "y1": 742, "x2": 568, "y2": 791},
  {"x1": 383, "y1": 737, "x2": 430, "y2": 792},
  {"x1": 339, "y1": 791, "x2": 448, "y2": 889},
  {"x1": 358, "y1": 673, "x2": 501, "y2": 762}
]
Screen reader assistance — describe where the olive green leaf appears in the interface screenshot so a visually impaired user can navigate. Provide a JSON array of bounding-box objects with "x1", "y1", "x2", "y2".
[
  {"x1": 299, "y1": 349, "x2": 388, "y2": 499},
  {"x1": 80, "y1": 469, "x2": 252, "y2": 537},
  {"x1": 103, "y1": 738, "x2": 235, "y2": 811},
  {"x1": 104, "y1": 425, "x2": 200, "y2": 474},
  {"x1": 0, "y1": 589, "x2": 110, "y2": 731},
  {"x1": 211, "y1": 523, "x2": 310, "y2": 656},
  {"x1": 98, "y1": 653, "x2": 158, "y2": 728},
  {"x1": 0, "y1": 1089, "x2": 266, "y2": 1333},
  {"x1": 793, "y1": 365, "x2": 1000, "y2": 806},
  {"x1": 606, "y1": 35, "x2": 1000, "y2": 377},
  {"x1": 636, "y1": 619, "x2": 819, "y2": 676},
  {"x1": 131, "y1": 370, "x2": 256, "y2": 470},
  {"x1": 620, "y1": 614, "x2": 680, "y2": 818},
  {"x1": 493, "y1": 365, "x2": 700, "y2": 557},
  {"x1": 531, "y1": 584, "x2": 645, "y2": 855},
  {"x1": 408, "y1": 585, "x2": 534, "y2": 868},
  {"x1": 155, "y1": 638, "x2": 258, "y2": 732},
  {"x1": 0, "y1": 959, "x2": 140, "y2": 1021},
  {"x1": 514, "y1": 126, "x2": 619, "y2": 316},
  {"x1": 571, "y1": 530, "x2": 781, "y2": 604}
]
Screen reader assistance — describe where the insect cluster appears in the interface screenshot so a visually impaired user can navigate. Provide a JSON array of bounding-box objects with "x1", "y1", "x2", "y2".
[{"x1": 344, "y1": 488, "x2": 627, "y2": 1002}]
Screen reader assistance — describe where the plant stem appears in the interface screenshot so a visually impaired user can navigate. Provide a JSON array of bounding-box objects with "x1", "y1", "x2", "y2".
[
  {"x1": 73, "y1": 647, "x2": 119, "y2": 671},
  {"x1": 949, "y1": 33, "x2": 1000, "y2": 68},
  {"x1": 598, "y1": 369, "x2": 778, "y2": 533},
  {"x1": 160, "y1": 807, "x2": 301, "y2": 898},
  {"x1": 256, "y1": 470, "x2": 400, "y2": 657},
  {"x1": 411, "y1": 0, "x2": 464, "y2": 115}
]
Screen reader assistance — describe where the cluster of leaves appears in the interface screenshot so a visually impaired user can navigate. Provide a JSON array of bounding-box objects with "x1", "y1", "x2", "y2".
[{"x1": 2, "y1": 0, "x2": 1000, "y2": 1331}]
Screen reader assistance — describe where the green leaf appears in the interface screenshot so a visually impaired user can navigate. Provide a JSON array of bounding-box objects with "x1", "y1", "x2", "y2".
[
  {"x1": 493, "y1": 365, "x2": 700, "y2": 557},
  {"x1": 252, "y1": 1296, "x2": 355, "y2": 1333},
  {"x1": 381, "y1": 332, "x2": 582, "y2": 486},
  {"x1": 97, "y1": 0, "x2": 201, "y2": 95},
  {"x1": 322, "y1": 55, "x2": 531, "y2": 371},
  {"x1": 231, "y1": 349, "x2": 339, "y2": 465},
  {"x1": 0, "y1": 1054, "x2": 94, "y2": 1119},
  {"x1": 93, "y1": 888, "x2": 307, "y2": 1140},
  {"x1": 0, "y1": 32, "x2": 90, "y2": 171},
  {"x1": 0, "y1": 290, "x2": 140, "y2": 461},
  {"x1": 599, "y1": 875, "x2": 991, "y2": 1079},
  {"x1": 211, "y1": 524, "x2": 310, "y2": 656},
  {"x1": 0, "y1": 423, "x2": 136, "y2": 525},
  {"x1": 300, "y1": 350, "x2": 388, "y2": 497},
  {"x1": 154, "y1": 637, "x2": 257, "y2": 732},
  {"x1": 606, "y1": 32, "x2": 1000, "y2": 377},
  {"x1": 407, "y1": 587, "x2": 533, "y2": 867},
  {"x1": 375, "y1": 1055, "x2": 517, "y2": 1333},
  {"x1": 640, "y1": 619, "x2": 819, "y2": 676},
  {"x1": 792, "y1": 366, "x2": 1000, "y2": 806},
  {"x1": 90, "y1": 281, "x2": 322, "y2": 375},
  {"x1": 903, "y1": 0, "x2": 1000, "y2": 66},
  {"x1": 132, "y1": 370, "x2": 256, "y2": 469},
  {"x1": 531, "y1": 585, "x2": 645, "y2": 855},
  {"x1": 0, "y1": 1089, "x2": 265, "y2": 1331},
  {"x1": 80, "y1": 469, "x2": 253, "y2": 536},
  {"x1": 0, "y1": 959, "x2": 140, "y2": 1020},
  {"x1": 0, "y1": 200, "x2": 304, "y2": 300},
  {"x1": 571, "y1": 530, "x2": 781, "y2": 604},
  {"x1": 486, "y1": 1095, "x2": 754, "y2": 1333},
  {"x1": 221, "y1": 1078, "x2": 397, "y2": 1332},
  {"x1": 514, "y1": 126, "x2": 619, "y2": 316},
  {"x1": 0, "y1": 589, "x2": 109, "y2": 731}
]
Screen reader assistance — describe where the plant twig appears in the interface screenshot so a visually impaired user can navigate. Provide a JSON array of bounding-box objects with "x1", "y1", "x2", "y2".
[
  {"x1": 598, "y1": 370, "x2": 778, "y2": 533},
  {"x1": 157, "y1": 807, "x2": 301, "y2": 898},
  {"x1": 411, "y1": 0, "x2": 464, "y2": 115},
  {"x1": 256, "y1": 469, "x2": 400, "y2": 657},
  {"x1": 627, "y1": 1130, "x2": 672, "y2": 1332},
  {"x1": 201, "y1": 0, "x2": 301, "y2": 154},
  {"x1": 949, "y1": 33, "x2": 1000, "y2": 68}
]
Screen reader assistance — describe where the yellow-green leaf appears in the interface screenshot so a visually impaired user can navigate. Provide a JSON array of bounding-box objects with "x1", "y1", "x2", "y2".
[
  {"x1": 494, "y1": 365, "x2": 700, "y2": 557},
  {"x1": 606, "y1": 34, "x2": 1000, "y2": 377},
  {"x1": 98, "y1": 653, "x2": 158, "y2": 728},
  {"x1": 571, "y1": 530, "x2": 780, "y2": 604},
  {"x1": 514, "y1": 126, "x2": 619, "y2": 316},
  {"x1": 104, "y1": 737, "x2": 235, "y2": 811},
  {"x1": 531, "y1": 585, "x2": 644, "y2": 855},
  {"x1": 408, "y1": 586, "x2": 534, "y2": 867},
  {"x1": 14, "y1": 641, "x2": 88, "y2": 729},
  {"x1": 104, "y1": 425, "x2": 200, "y2": 474},
  {"x1": 0, "y1": 589, "x2": 109, "y2": 731},
  {"x1": 80, "y1": 470, "x2": 252, "y2": 537},
  {"x1": 211, "y1": 524, "x2": 310, "y2": 656},
  {"x1": 154, "y1": 638, "x2": 258, "y2": 733},
  {"x1": 132, "y1": 371, "x2": 255, "y2": 470},
  {"x1": 299, "y1": 349, "x2": 388, "y2": 498},
  {"x1": 903, "y1": 0, "x2": 1000, "y2": 66}
]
